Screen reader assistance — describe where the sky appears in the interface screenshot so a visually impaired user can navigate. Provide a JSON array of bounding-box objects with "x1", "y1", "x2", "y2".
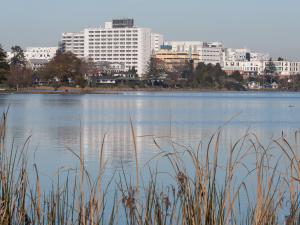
[{"x1": 0, "y1": 0, "x2": 299, "y2": 60}]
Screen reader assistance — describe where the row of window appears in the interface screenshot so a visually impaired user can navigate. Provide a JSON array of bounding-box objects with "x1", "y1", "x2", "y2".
[
  {"x1": 89, "y1": 58, "x2": 138, "y2": 63},
  {"x1": 88, "y1": 38, "x2": 138, "y2": 41},
  {"x1": 200, "y1": 50, "x2": 221, "y2": 53},
  {"x1": 89, "y1": 46, "x2": 138, "y2": 51},
  {"x1": 88, "y1": 30, "x2": 138, "y2": 33},
  {"x1": 88, "y1": 53, "x2": 138, "y2": 56},
  {"x1": 87, "y1": 41, "x2": 137, "y2": 45},
  {"x1": 89, "y1": 56, "x2": 138, "y2": 60},
  {"x1": 200, "y1": 55, "x2": 220, "y2": 57},
  {"x1": 89, "y1": 46, "x2": 139, "y2": 49},
  {"x1": 88, "y1": 34, "x2": 138, "y2": 37},
  {"x1": 63, "y1": 36, "x2": 84, "y2": 39}
]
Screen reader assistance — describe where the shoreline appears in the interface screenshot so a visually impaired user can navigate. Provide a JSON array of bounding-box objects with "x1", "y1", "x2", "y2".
[{"x1": 0, "y1": 86, "x2": 296, "y2": 95}]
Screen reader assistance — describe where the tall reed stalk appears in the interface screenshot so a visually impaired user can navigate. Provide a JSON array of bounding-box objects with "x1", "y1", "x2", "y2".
[{"x1": 0, "y1": 111, "x2": 299, "y2": 225}]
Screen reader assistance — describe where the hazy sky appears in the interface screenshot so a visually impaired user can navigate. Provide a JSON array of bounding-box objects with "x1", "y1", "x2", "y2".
[{"x1": 1, "y1": 0, "x2": 299, "y2": 60}]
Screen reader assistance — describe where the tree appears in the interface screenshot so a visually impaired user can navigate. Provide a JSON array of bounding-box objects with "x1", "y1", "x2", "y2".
[
  {"x1": 277, "y1": 57, "x2": 285, "y2": 61},
  {"x1": 40, "y1": 51, "x2": 88, "y2": 87},
  {"x1": 181, "y1": 60, "x2": 194, "y2": 79},
  {"x1": 230, "y1": 70, "x2": 243, "y2": 82},
  {"x1": 10, "y1": 46, "x2": 26, "y2": 66},
  {"x1": 0, "y1": 45, "x2": 9, "y2": 83},
  {"x1": 144, "y1": 57, "x2": 166, "y2": 81},
  {"x1": 7, "y1": 46, "x2": 32, "y2": 89},
  {"x1": 192, "y1": 62, "x2": 227, "y2": 88},
  {"x1": 264, "y1": 58, "x2": 276, "y2": 76},
  {"x1": 127, "y1": 66, "x2": 138, "y2": 78}
]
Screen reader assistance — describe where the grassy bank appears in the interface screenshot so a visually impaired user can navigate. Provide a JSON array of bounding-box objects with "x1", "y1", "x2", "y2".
[{"x1": 0, "y1": 112, "x2": 300, "y2": 225}]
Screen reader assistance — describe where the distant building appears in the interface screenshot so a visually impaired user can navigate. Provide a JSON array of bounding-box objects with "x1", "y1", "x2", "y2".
[
  {"x1": 95, "y1": 61, "x2": 127, "y2": 75},
  {"x1": 164, "y1": 41, "x2": 202, "y2": 53},
  {"x1": 6, "y1": 47, "x2": 58, "y2": 71},
  {"x1": 198, "y1": 42, "x2": 223, "y2": 65},
  {"x1": 223, "y1": 60, "x2": 300, "y2": 76},
  {"x1": 61, "y1": 18, "x2": 158, "y2": 76},
  {"x1": 223, "y1": 48, "x2": 270, "y2": 62},
  {"x1": 164, "y1": 41, "x2": 223, "y2": 65},
  {"x1": 151, "y1": 33, "x2": 164, "y2": 53},
  {"x1": 154, "y1": 49, "x2": 199, "y2": 72},
  {"x1": 61, "y1": 31, "x2": 85, "y2": 58},
  {"x1": 223, "y1": 61, "x2": 264, "y2": 76},
  {"x1": 263, "y1": 61, "x2": 300, "y2": 76},
  {"x1": 28, "y1": 58, "x2": 49, "y2": 71},
  {"x1": 25, "y1": 47, "x2": 58, "y2": 60},
  {"x1": 6, "y1": 47, "x2": 58, "y2": 61}
]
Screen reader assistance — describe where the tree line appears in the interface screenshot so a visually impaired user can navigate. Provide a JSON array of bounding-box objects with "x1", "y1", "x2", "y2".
[
  {"x1": 0, "y1": 45, "x2": 96, "y2": 90},
  {"x1": 144, "y1": 57, "x2": 246, "y2": 90},
  {"x1": 0, "y1": 44, "x2": 299, "y2": 91}
]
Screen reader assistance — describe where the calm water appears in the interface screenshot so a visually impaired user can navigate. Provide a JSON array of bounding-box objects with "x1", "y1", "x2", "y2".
[{"x1": 0, "y1": 91, "x2": 300, "y2": 188}]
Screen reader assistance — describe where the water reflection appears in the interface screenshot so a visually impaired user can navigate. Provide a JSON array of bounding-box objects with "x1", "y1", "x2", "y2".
[{"x1": 1, "y1": 92, "x2": 300, "y2": 177}]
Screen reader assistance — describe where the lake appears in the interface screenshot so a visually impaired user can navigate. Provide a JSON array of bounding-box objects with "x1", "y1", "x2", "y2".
[{"x1": 0, "y1": 91, "x2": 300, "y2": 189}]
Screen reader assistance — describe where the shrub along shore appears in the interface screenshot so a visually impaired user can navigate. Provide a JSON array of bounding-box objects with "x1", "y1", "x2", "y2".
[{"x1": 0, "y1": 111, "x2": 300, "y2": 225}]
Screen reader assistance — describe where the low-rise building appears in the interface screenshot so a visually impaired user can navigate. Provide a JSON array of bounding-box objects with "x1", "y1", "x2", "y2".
[
  {"x1": 163, "y1": 41, "x2": 223, "y2": 65},
  {"x1": 25, "y1": 47, "x2": 58, "y2": 60},
  {"x1": 223, "y1": 48, "x2": 270, "y2": 62},
  {"x1": 6, "y1": 47, "x2": 58, "y2": 71},
  {"x1": 262, "y1": 61, "x2": 300, "y2": 76},
  {"x1": 223, "y1": 60, "x2": 264, "y2": 76},
  {"x1": 223, "y1": 60, "x2": 300, "y2": 76},
  {"x1": 28, "y1": 58, "x2": 49, "y2": 71}
]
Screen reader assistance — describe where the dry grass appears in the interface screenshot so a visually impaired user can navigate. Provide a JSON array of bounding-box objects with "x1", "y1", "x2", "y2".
[{"x1": 0, "y1": 112, "x2": 300, "y2": 225}]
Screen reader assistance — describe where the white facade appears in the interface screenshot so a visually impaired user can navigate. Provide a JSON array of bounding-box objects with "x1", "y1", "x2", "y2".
[
  {"x1": 165, "y1": 41, "x2": 202, "y2": 53},
  {"x1": 62, "y1": 31, "x2": 85, "y2": 58},
  {"x1": 6, "y1": 47, "x2": 58, "y2": 61},
  {"x1": 150, "y1": 33, "x2": 164, "y2": 53},
  {"x1": 25, "y1": 47, "x2": 58, "y2": 60},
  {"x1": 6, "y1": 47, "x2": 58, "y2": 71},
  {"x1": 223, "y1": 60, "x2": 264, "y2": 75},
  {"x1": 198, "y1": 42, "x2": 223, "y2": 65},
  {"x1": 263, "y1": 61, "x2": 300, "y2": 76},
  {"x1": 61, "y1": 19, "x2": 153, "y2": 76},
  {"x1": 223, "y1": 60, "x2": 300, "y2": 76},
  {"x1": 223, "y1": 48, "x2": 270, "y2": 62},
  {"x1": 290, "y1": 62, "x2": 300, "y2": 75}
]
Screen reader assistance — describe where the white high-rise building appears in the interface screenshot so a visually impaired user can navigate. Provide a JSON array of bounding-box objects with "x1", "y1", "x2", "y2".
[{"x1": 61, "y1": 19, "x2": 153, "y2": 76}]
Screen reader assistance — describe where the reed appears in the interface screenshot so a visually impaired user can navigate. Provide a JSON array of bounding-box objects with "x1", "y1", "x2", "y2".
[{"x1": 0, "y1": 112, "x2": 299, "y2": 225}]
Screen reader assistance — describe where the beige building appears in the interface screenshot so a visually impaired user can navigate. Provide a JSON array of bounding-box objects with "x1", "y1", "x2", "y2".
[{"x1": 154, "y1": 49, "x2": 199, "y2": 72}]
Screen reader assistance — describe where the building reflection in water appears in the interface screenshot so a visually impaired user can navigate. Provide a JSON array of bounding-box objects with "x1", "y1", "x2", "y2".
[{"x1": 0, "y1": 93, "x2": 300, "y2": 176}]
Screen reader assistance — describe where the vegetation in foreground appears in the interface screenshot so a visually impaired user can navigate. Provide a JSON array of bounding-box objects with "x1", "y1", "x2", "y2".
[{"x1": 0, "y1": 112, "x2": 300, "y2": 225}]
